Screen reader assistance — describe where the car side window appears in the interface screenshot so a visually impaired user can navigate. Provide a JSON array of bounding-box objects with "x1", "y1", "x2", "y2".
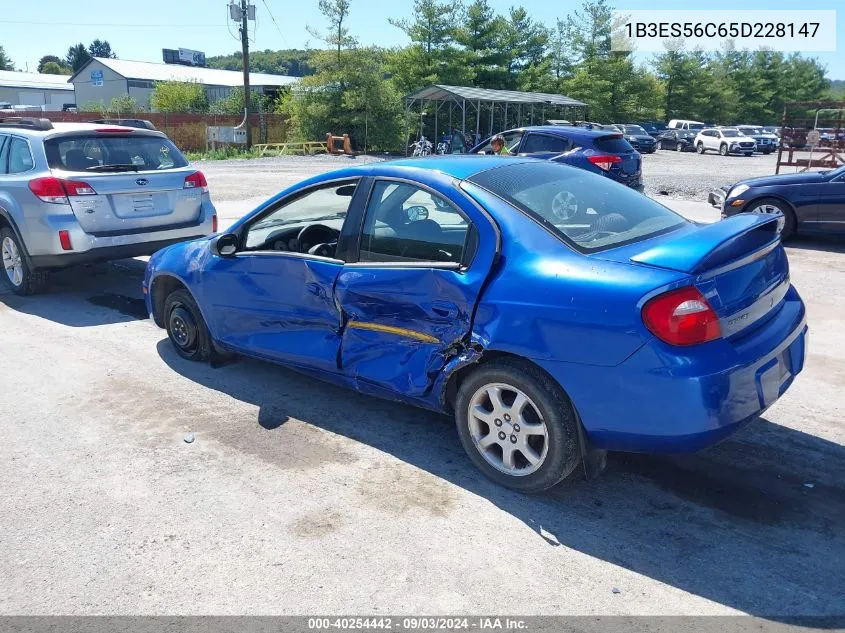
[
  {"x1": 520, "y1": 134, "x2": 571, "y2": 154},
  {"x1": 0, "y1": 136, "x2": 8, "y2": 174},
  {"x1": 243, "y1": 180, "x2": 358, "y2": 252},
  {"x1": 359, "y1": 180, "x2": 471, "y2": 264},
  {"x1": 7, "y1": 137, "x2": 33, "y2": 174},
  {"x1": 478, "y1": 130, "x2": 523, "y2": 154}
]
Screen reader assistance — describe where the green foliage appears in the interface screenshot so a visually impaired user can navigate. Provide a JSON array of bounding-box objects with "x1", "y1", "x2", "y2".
[
  {"x1": 41, "y1": 61, "x2": 71, "y2": 75},
  {"x1": 80, "y1": 100, "x2": 107, "y2": 115},
  {"x1": 65, "y1": 44, "x2": 90, "y2": 72},
  {"x1": 209, "y1": 87, "x2": 272, "y2": 115},
  {"x1": 88, "y1": 39, "x2": 116, "y2": 59},
  {"x1": 151, "y1": 80, "x2": 209, "y2": 113},
  {"x1": 0, "y1": 46, "x2": 13, "y2": 71},
  {"x1": 184, "y1": 147, "x2": 263, "y2": 161},
  {"x1": 207, "y1": 49, "x2": 316, "y2": 77},
  {"x1": 283, "y1": 47, "x2": 403, "y2": 151},
  {"x1": 37, "y1": 55, "x2": 63, "y2": 73},
  {"x1": 109, "y1": 94, "x2": 137, "y2": 115}
]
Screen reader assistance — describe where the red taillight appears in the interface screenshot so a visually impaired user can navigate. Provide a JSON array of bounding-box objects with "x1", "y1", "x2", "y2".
[
  {"x1": 211, "y1": 215, "x2": 218, "y2": 233},
  {"x1": 29, "y1": 177, "x2": 67, "y2": 204},
  {"x1": 587, "y1": 154, "x2": 623, "y2": 171},
  {"x1": 29, "y1": 177, "x2": 97, "y2": 204},
  {"x1": 184, "y1": 171, "x2": 208, "y2": 191},
  {"x1": 642, "y1": 286, "x2": 721, "y2": 346},
  {"x1": 58, "y1": 230, "x2": 72, "y2": 251}
]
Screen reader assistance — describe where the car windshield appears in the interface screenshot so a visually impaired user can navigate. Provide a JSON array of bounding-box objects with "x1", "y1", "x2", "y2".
[
  {"x1": 467, "y1": 162, "x2": 687, "y2": 253},
  {"x1": 740, "y1": 127, "x2": 762, "y2": 134},
  {"x1": 688, "y1": 123, "x2": 704, "y2": 130},
  {"x1": 624, "y1": 125, "x2": 648, "y2": 135},
  {"x1": 44, "y1": 134, "x2": 189, "y2": 171},
  {"x1": 721, "y1": 130, "x2": 741, "y2": 137}
]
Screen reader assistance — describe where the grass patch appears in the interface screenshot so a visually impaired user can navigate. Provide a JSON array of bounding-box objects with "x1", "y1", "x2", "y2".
[{"x1": 185, "y1": 147, "x2": 264, "y2": 161}]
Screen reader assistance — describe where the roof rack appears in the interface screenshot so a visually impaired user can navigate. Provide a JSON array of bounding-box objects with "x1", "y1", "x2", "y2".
[
  {"x1": 88, "y1": 118, "x2": 157, "y2": 131},
  {"x1": 0, "y1": 117, "x2": 54, "y2": 131}
]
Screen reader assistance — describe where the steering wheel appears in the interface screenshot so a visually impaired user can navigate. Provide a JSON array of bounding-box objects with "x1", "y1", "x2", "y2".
[
  {"x1": 551, "y1": 191, "x2": 579, "y2": 221},
  {"x1": 295, "y1": 224, "x2": 339, "y2": 254}
]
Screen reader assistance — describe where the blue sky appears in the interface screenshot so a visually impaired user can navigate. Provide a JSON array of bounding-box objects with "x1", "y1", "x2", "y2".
[{"x1": 2, "y1": 0, "x2": 842, "y2": 78}]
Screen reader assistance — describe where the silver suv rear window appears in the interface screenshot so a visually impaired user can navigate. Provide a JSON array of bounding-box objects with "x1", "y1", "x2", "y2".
[{"x1": 44, "y1": 134, "x2": 189, "y2": 172}]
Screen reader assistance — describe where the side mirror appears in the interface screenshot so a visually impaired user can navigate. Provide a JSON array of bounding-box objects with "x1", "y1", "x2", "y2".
[
  {"x1": 405, "y1": 205, "x2": 429, "y2": 222},
  {"x1": 212, "y1": 233, "x2": 239, "y2": 257}
]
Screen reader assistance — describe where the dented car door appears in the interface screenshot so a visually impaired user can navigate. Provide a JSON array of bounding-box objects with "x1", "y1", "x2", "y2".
[{"x1": 335, "y1": 177, "x2": 498, "y2": 400}]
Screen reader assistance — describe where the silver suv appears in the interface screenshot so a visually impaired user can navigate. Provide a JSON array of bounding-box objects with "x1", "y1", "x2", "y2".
[{"x1": 0, "y1": 117, "x2": 216, "y2": 295}]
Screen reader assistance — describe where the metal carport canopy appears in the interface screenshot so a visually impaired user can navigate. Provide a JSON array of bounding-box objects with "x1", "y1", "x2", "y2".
[
  {"x1": 403, "y1": 84, "x2": 588, "y2": 154},
  {"x1": 405, "y1": 84, "x2": 587, "y2": 107}
]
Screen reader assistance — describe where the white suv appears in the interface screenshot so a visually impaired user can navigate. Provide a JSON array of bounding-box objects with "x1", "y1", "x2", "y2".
[{"x1": 694, "y1": 128, "x2": 756, "y2": 156}]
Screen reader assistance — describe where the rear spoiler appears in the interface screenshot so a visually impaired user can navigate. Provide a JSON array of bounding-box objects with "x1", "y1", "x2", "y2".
[
  {"x1": 88, "y1": 118, "x2": 157, "y2": 131},
  {"x1": 630, "y1": 214, "x2": 782, "y2": 274}
]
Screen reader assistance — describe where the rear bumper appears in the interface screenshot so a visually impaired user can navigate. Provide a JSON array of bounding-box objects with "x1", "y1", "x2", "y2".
[
  {"x1": 26, "y1": 200, "x2": 215, "y2": 269},
  {"x1": 537, "y1": 287, "x2": 808, "y2": 453},
  {"x1": 30, "y1": 235, "x2": 208, "y2": 268}
]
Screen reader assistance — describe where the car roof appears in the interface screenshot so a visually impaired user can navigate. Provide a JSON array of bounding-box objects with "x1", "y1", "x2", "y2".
[
  {"x1": 0, "y1": 121, "x2": 162, "y2": 138},
  {"x1": 508, "y1": 125, "x2": 619, "y2": 140},
  {"x1": 376, "y1": 155, "x2": 536, "y2": 180}
]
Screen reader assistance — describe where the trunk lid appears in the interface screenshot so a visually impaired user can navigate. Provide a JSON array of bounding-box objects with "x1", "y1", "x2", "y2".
[{"x1": 605, "y1": 214, "x2": 789, "y2": 338}]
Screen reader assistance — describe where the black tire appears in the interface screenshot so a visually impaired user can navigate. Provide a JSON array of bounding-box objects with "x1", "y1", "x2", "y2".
[
  {"x1": 164, "y1": 289, "x2": 212, "y2": 362},
  {"x1": 744, "y1": 152, "x2": 753, "y2": 157},
  {"x1": 745, "y1": 197, "x2": 796, "y2": 241},
  {"x1": 0, "y1": 227, "x2": 46, "y2": 296},
  {"x1": 676, "y1": 142, "x2": 683, "y2": 152},
  {"x1": 696, "y1": 142, "x2": 705, "y2": 154},
  {"x1": 719, "y1": 143, "x2": 728, "y2": 156},
  {"x1": 454, "y1": 359, "x2": 582, "y2": 493},
  {"x1": 656, "y1": 140, "x2": 662, "y2": 150}
]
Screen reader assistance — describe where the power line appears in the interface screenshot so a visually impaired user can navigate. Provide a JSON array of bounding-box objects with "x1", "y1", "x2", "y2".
[
  {"x1": 260, "y1": 0, "x2": 290, "y2": 47},
  {"x1": 0, "y1": 19, "x2": 223, "y2": 28}
]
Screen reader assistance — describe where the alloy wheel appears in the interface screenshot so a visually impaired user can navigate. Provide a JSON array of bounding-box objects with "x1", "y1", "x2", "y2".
[
  {"x1": 1, "y1": 236, "x2": 23, "y2": 287},
  {"x1": 467, "y1": 383, "x2": 549, "y2": 476}
]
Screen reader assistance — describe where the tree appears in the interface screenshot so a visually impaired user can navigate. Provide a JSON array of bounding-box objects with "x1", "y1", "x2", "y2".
[
  {"x1": 549, "y1": 17, "x2": 577, "y2": 81},
  {"x1": 41, "y1": 61, "x2": 71, "y2": 75},
  {"x1": 65, "y1": 43, "x2": 90, "y2": 72},
  {"x1": 307, "y1": 0, "x2": 356, "y2": 65},
  {"x1": 0, "y1": 46, "x2": 13, "y2": 71},
  {"x1": 207, "y1": 49, "x2": 316, "y2": 76},
  {"x1": 282, "y1": 47, "x2": 403, "y2": 151},
  {"x1": 455, "y1": 0, "x2": 507, "y2": 86},
  {"x1": 501, "y1": 7, "x2": 549, "y2": 90},
  {"x1": 37, "y1": 55, "x2": 63, "y2": 73},
  {"x1": 390, "y1": 0, "x2": 462, "y2": 78},
  {"x1": 109, "y1": 94, "x2": 137, "y2": 115},
  {"x1": 150, "y1": 80, "x2": 209, "y2": 113},
  {"x1": 568, "y1": 0, "x2": 612, "y2": 74},
  {"x1": 88, "y1": 39, "x2": 116, "y2": 59}
]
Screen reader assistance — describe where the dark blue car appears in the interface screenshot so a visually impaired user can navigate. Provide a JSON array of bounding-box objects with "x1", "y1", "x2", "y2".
[
  {"x1": 469, "y1": 125, "x2": 643, "y2": 190},
  {"x1": 722, "y1": 165, "x2": 845, "y2": 240},
  {"x1": 145, "y1": 157, "x2": 807, "y2": 492}
]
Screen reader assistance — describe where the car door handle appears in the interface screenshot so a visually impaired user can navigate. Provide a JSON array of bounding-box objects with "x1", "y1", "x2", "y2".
[{"x1": 430, "y1": 302, "x2": 459, "y2": 318}]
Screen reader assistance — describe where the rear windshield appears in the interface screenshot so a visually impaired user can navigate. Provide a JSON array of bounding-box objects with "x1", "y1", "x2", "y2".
[
  {"x1": 593, "y1": 136, "x2": 634, "y2": 153},
  {"x1": 44, "y1": 134, "x2": 189, "y2": 171},
  {"x1": 624, "y1": 125, "x2": 648, "y2": 135},
  {"x1": 467, "y1": 162, "x2": 687, "y2": 253}
]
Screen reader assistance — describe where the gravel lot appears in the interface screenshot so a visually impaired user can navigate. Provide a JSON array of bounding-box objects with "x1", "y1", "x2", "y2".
[{"x1": 1, "y1": 154, "x2": 844, "y2": 618}]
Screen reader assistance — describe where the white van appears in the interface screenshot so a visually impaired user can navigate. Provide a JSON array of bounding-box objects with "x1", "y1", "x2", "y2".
[{"x1": 667, "y1": 119, "x2": 705, "y2": 132}]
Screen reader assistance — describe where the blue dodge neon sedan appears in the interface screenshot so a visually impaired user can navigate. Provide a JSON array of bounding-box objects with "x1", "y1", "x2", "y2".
[{"x1": 144, "y1": 157, "x2": 808, "y2": 492}]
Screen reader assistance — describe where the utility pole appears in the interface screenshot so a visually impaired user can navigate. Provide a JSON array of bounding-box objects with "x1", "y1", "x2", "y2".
[{"x1": 239, "y1": 0, "x2": 252, "y2": 149}]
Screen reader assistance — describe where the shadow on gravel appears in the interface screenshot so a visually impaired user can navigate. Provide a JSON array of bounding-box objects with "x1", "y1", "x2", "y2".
[
  {"x1": 0, "y1": 260, "x2": 148, "y2": 326},
  {"x1": 785, "y1": 236, "x2": 845, "y2": 255},
  {"x1": 157, "y1": 340, "x2": 845, "y2": 620}
]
